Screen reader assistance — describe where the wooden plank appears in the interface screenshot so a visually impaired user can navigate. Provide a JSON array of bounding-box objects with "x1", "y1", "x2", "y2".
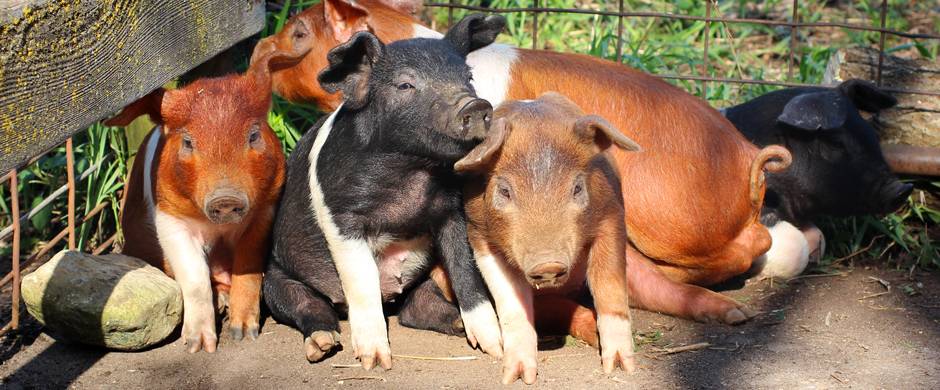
[
  {"x1": 824, "y1": 46, "x2": 940, "y2": 148},
  {"x1": 0, "y1": 0, "x2": 265, "y2": 173}
]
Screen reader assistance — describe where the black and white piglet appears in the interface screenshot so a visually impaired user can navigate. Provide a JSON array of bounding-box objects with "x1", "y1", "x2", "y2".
[
  {"x1": 723, "y1": 79, "x2": 913, "y2": 278},
  {"x1": 263, "y1": 15, "x2": 508, "y2": 370}
]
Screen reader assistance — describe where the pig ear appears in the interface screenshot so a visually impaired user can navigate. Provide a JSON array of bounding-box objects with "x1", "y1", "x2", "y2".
[
  {"x1": 838, "y1": 78, "x2": 898, "y2": 113},
  {"x1": 318, "y1": 32, "x2": 386, "y2": 110},
  {"x1": 376, "y1": 0, "x2": 423, "y2": 14},
  {"x1": 777, "y1": 91, "x2": 847, "y2": 131},
  {"x1": 102, "y1": 88, "x2": 166, "y2": 127},
  {"x1": 574, "y1": 115, "x2": 641, "y2": 154},
  {"x1": 455, "y1": 117, "x2": 511, "y2": 174},
  {"x1": 250, "y1": 48, "x2": 312, "y2": 78},
  {"x1": 324, "y1": 0, "x2": 373, "y2": 44},
  {"x1": 443, "y1": 14, "x2": 506, "y2": 57}
]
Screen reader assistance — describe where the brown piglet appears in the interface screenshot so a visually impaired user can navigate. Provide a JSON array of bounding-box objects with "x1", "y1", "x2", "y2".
[
  {"x1": 455, "y1": 92, "x2": 640, "y2": 384},
  {"x1": 104, "y1": 49, "x2": 309, "y2": 353}
]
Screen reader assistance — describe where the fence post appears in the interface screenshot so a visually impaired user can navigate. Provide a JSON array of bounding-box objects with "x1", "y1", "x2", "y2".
[
  {"x1": 876, "y1": 0, "x2": 888, "y2": 88},
  {"x1": 616, "y1": 0, "x2": 624, "y2": 63},
  {"x1": 8, "y1": 169, "x2": 20, "y2": 331},
  {"x1": 702, "y1": 1, "x2": 712, "y2": 97},
  {"x1": 532, "y1": 0, "x2": 539, "y2": 50},
  {"x1": 66, "y1": 138, "x2": 76, "y2": 250},
  {"x1": 787, "y1": 0, "x2": 799, "y2": 82}
]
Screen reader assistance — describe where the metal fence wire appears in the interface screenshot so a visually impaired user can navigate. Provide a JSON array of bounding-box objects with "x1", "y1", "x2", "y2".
[
  {"x1": 2, "y1": 0, "x2": 939, "y2": 335},
  {"x1": 430, "y1": 0, "x2": 940, "y2": 97}
]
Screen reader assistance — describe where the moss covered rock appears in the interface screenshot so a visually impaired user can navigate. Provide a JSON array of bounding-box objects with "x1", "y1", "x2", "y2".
[{"x1": 21, "y1": 250, "x2": 182, "y2": 351}]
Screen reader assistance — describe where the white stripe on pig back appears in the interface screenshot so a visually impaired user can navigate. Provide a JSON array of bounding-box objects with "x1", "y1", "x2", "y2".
[
  {"x1": 412, "y1": 24, "x2": 516, "y2": 108},
  {"x1": 306, "y1": 105, "x2": 389, "y2": 356},
  {"x1": 142, "y1": 127, "x2": 161, "y2": 212}
]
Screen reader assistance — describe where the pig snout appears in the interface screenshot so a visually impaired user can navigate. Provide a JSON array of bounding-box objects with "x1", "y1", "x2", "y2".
[
  {"x1": 204, "y1": 190, "x2": 251, "y2": 225},
  {"x1": 456, "y1": 98, "x2": 492, "y2": 139},
  {"x1": 525, "y1": 259, "x2": 570, "y2": 289},
  {"x1": 881, "y1": 181, "x2": 914, "y2": 214}
]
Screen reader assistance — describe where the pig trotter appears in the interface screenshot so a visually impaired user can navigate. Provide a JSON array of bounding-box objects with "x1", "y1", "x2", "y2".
[
  {"x1": 305, "y1": 330, "x2": 341, "y2": 362},
  {"x1": 230, "y1": 323, "x2": 260, "y2": 341},
  {"x1": 502, "y1": 355, "x2": 538, "y2": 385},
  {"x1": 183, "y1": 324, "x2": 218, "y2": 354}
]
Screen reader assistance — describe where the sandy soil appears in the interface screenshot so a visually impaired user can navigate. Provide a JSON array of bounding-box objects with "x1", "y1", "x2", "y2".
[{"x1": 1, "y1": 262, "x2": 939, "y2": 390}]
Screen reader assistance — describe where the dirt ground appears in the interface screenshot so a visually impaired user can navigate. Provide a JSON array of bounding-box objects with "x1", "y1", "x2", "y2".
[{"x1": 0, "y1": 261, "x2": 938, "y2": 390}]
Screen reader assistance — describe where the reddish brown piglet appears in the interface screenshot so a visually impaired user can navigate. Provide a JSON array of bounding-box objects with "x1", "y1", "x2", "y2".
[
  {"x1": 104, "y1": 49, "x2": 309, "y2": 353},
  {"x1": 455, "y1": 92, "x2": 639, "y2": 385}
]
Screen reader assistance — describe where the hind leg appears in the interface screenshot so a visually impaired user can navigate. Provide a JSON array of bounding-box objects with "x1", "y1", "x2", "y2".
[
  {"x1": 657, "y1": 221, "x2": 772, "y2": 287},
  {"x1": 263, "y1": 263, "x2": 341, "y2": 362},
  {"x1": 398, "y1": 276, "x2": 465, "y2": 336},
  {"x1": 627, "y1": 243, "x2": 757, "y2": 325}
]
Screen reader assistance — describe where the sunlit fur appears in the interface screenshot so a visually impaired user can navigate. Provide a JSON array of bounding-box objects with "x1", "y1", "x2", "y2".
[
  {"x1": 461, "y1": 93, "x2": 635, "y2": 383},
  {"x1": 108, "y1": 52, "x2": 297, "y2": 352},
  {"x1": 250, "y1": 0, "x2": 781, "y2": 324}
]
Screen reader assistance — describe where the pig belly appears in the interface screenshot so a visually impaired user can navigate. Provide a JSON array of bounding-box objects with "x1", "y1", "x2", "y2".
[{"x1": 374, "y1": 235, "x2": 433, "y2": 301}]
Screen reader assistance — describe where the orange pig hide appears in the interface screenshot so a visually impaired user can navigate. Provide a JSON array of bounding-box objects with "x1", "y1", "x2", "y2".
[{"x1": 105, "y1": 49, "x2": 309, "y2": 353}]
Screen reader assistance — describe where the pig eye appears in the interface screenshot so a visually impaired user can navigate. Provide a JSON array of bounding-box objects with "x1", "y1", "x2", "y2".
[
  {"x1": 499, "y1": 187, "x2": 511, "y2": 198},
  {"x1": 293, "y1": 30, "x2": 306, "y2": 39},
  {"x1": 397, "y1": 82, "x2": 414, "y2": 90},
  {"x1": 181, "y1": 135, "x2": 193, "y2": 150},
  {"x1": 573, "y1": 183, "x2": 583, "y2": 196},
  {"x1": 249, "y1": 131, "x2": 261, "y2": 144}
]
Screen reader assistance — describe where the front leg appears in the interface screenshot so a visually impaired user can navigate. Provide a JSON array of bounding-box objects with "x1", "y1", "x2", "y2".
[
  {"x1": 228, "y1": 208, "x2": 274, "y2": 341},
  {"x1": 330, "y1": 236, "x2": 390, "y2": 370},
  {"x1": 438, "y1": 213, "x2": 501, "y2": 358},
  {"x1": 588, "y1": 215, "x2": 635, "y2": 374},
  {"x1": 475, "y1": 247, "x2": 538, "y2": 385},
  {"x1": 155, "y1": 211, "x2": 216, "y2": 353}
]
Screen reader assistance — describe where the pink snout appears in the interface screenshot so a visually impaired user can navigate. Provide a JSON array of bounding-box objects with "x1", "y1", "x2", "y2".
[
  {"x1": 525, "y1": 260, "x2": 570, "y2": 289},
  {"x1": 204, "y1": 190, "x2": 250, "y2": 225}
]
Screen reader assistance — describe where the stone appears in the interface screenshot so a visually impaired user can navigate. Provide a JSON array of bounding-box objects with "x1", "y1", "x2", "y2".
[{"x1": 21, "y1": 250, "x2": 182, "y2": 351}]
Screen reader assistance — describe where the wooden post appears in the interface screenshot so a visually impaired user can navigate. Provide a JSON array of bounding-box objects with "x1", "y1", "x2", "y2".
[{"x1": 0, "y1": 0, "x2": 266, "y2": 173}]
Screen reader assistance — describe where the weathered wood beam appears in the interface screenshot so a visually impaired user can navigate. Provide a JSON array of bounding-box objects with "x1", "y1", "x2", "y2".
[{"x1": 0, "y1": 0, "x2": 266, "y2": 173}]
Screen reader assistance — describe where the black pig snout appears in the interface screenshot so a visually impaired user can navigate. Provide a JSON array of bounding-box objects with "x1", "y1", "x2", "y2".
[
  {"x1": 882, "y1": 181, "x2": 914, "y2": 213},
  {"x1": 205, "y1": 189, "x2": 250, "y2": 225},
  {"x1": 456, "y1": 98, "x2": 492, "y2": 140}
]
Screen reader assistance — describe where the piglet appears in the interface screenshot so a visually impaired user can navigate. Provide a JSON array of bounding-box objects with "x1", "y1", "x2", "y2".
[
  {"x1": 455, "y1": 92, "x2": 640, "y2": 384},
  {"x1": 263, "y1": 16, "x2": 506, "y2": 371},
  {"x1": 722, "y1": 79, "x2": 913, "y2": 278},
  {"x1": 103, "y1": 49, "x2": 309, "y2": 353}
]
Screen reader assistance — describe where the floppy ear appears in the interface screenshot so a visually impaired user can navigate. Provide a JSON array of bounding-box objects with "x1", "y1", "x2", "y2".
[
  {"x1": 250, "y1": 48, "x2": 312, "y2": 80},
  {"x1": 776, "y1": 91, "x2": 847, "y2": 131},
  {"x1": 443, "y1": 14, "x2": 506, "y2": 57},
  {"x1": 103, "y1": 88, "x2": 166, "y2": 127},
  {"x1": 455, "y1": 117, "x2": 510, "y2": 174},
  {"x1": 838, "y1": 78, "x2": 898, "y2": 113},
  {"x1": 318, "y1": 32, "x2": 386, "y2": 110},
  {"x1": 324, "y1": 0, "x2": 373, "y2": 44},
  {"x1": 574, "y1": 114, "x2": 641, "y2": 154}
]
